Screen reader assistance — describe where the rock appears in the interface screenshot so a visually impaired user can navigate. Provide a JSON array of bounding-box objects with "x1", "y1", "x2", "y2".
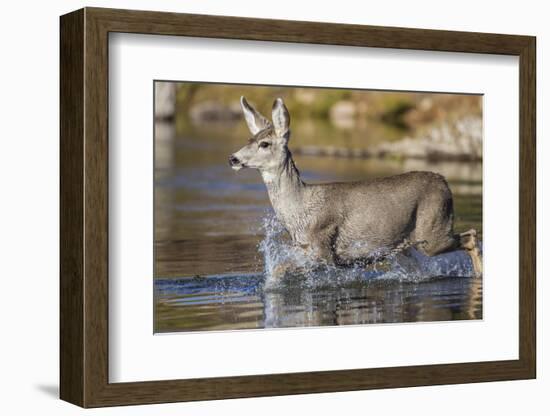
[
  {"x1": 376, "y1": 116, "x2": 482, "y2": 161},
  {"x1": 329, "y1": 101, "x2": 357, "y2": 128}
]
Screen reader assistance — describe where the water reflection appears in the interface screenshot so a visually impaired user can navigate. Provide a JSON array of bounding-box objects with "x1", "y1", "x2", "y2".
[{"x1": 155, "y1": 275, "x2": 482, "y2": 332}]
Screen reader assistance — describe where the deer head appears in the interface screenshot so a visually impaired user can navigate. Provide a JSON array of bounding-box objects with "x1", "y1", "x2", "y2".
[{"x1": 229, "y1": 97, "x2": 291, "y2": 173}]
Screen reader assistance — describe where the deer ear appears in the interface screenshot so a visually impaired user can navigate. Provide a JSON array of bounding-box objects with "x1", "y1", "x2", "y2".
[
  {"x1": 272, "y1": 98, "x2": 290, "y2": 140},
  {"x1": 240, "y1": 96, "x2": 271, "y2": 135}
]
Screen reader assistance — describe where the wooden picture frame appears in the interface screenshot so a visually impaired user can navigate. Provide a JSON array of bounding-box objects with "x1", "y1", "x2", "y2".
[{"x1": 60, "y1": 7, "x2": 536, "y2": 408}]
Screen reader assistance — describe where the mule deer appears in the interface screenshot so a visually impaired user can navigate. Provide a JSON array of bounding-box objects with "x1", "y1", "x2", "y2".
[{"x1": 229, "y1": 97, "x2": 482, "y2": 278}]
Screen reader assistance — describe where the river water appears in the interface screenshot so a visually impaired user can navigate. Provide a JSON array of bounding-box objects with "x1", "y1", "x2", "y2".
[{"x1": 154, "y1": 119, "x2": 482, "y2": 333}]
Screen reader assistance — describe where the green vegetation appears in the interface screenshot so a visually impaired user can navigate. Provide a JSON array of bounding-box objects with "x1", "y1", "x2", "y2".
[{"x1": 379, "y1": 99, "x2": 415, "y2": 129}]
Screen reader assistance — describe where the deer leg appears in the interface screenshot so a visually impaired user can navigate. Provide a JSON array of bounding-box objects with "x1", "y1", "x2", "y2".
[
  {"x1": 270, "y1": 241, "x2": 334, "y2": 281},
  {"x1": 309, "y1": 238, "x2": 337, "y2": 265},
  {"x1": 459, "y1": 229, "x2": 482, "y2": 278},
  {"x1": 304, "y1": 225, "x2": 343, "y2": 266},
  {"x1": 270, "y1": 227, "x2": 343, "y2": 280},
  {"x1": 415, "y1": 230, "x2": 482, "y2": 279},
  {"x1": 270, "y1": 261, "x2": 297, "y2": 280},
  {"x1": 390, "y1": 238, "x2": 428, "y2": 256}
]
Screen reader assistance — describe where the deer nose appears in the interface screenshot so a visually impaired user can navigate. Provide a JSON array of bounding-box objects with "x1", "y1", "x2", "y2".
[{"x1": 229, "y1": 155, "x2": 240, "y2": 166}]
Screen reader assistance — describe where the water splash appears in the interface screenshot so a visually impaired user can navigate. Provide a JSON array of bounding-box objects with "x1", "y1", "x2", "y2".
[{"x1": 258, "y1": 213, "x2": 479, "y2": 290}]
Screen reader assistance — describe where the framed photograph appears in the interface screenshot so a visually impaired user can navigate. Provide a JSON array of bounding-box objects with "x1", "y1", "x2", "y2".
[{"x1": 60, "y1": 7, "x2": 536, "y2": 407}]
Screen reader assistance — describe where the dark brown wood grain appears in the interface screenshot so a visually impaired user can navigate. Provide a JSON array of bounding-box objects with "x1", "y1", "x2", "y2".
[
  {"x1": 60, "y1": 7, "x2": 536, "y2": 408},
  {"x1": 60, "y1": 8, "x2": 84, "y2": 406},
  {"x1": 518, "y1": 37, "x2": 537, "y2": 374}
]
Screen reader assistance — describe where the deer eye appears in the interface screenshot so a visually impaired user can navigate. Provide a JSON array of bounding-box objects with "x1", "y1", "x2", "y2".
[{"x1": 259, "y1": 141, "x2": 270, "y2": 149}]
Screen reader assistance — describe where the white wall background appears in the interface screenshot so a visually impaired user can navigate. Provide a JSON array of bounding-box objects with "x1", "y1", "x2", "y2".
[{"x1": 0, "y1": 0, "x2": 545, "y2": 414}]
